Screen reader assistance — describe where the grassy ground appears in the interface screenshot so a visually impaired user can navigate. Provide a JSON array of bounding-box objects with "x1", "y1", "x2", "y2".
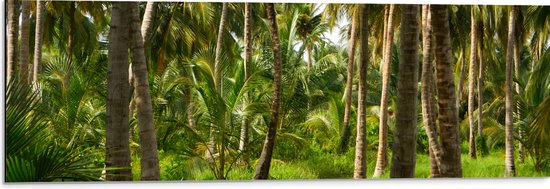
[{"x1": 128, "y1": 148, "x2": 550, "y2": 180}]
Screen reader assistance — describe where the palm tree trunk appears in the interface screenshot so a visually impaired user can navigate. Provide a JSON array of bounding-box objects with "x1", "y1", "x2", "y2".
[
  {"x1": 33, "y1": 0, "x2": 45, "y2": 90},
  {"x1": 19, "y1": 0, "x2": 31, "y2": 85},
  {"x1": 106, "y1": 2, "x2": 132, "y2": 181},
  {"x1": 353, "y1": 4, "x2": 369, "y2": 179},
  {"x1": 238, "y1": 2, "x2": 252, "y2": 165},
  {"x1": 504, "y1": 5, "x2": 517, "y2": 177},
  {"x1": 468, "y1": 8, "x2": 478, "y2": 159},
  {"x1": 337, "y1": 8, "x2": 359, "y2": 154},
  {"x1": 7, "y1": 0, "x2": 20, "y2": 83},
  {"x1": 457, "y1": 49, "x2": 466, "y2": 109},
  {"x1": 431, "y1": 5, "x2": 463, "y2": 177},
  {"x1": 390, "y1": 4, "x2": 420, "y2": 178},
  {"x1": 184, "y1": 87, "x2": 195, "y2": 129},
  {"x1": 421, "y1": 5, "x2": 443, "y2": 178},
  {"x1": 129, "y1": 3, "x2": 160, "y2": 180},
  {"x1": 141, "y1": 2, "x2": 156, "y2": 45},
  {"x1": 373, "y1": 4, "x2": 395, "y2": 178},
  {"x1": 477, "y1": 18, "x2": 484, "y2": 138},
  {"x1": 254, "y1": 3, "x2": 282, "y2": 180},
  {"x1": 68, "y1": 1, "x2": 75, "y2": 66},
  {"x1": 514, "y1": 36, "x2": 525, "y2": 164}
]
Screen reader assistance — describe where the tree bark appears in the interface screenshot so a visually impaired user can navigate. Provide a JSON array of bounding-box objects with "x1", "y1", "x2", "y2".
[
  {"x1": 129, "y1": 3, "x2": 160, "y2": 180},
  {"x1": 373, "y1": 4, "x2": 395, "y2": 178},
  {"x1": 421, "y1": 5, "x2": 443, "y2": 178},
  {"x1": 504, "y1": 5, "x2": 517, "y2": 177},
  {"x1": 514, "y1": 34, "x2": 525, "y2": 164},
  {"x1": 238, "y1": 2, "x2": 253, "y2": 165},
  {"x1": 477, "y1": 17, "x2": 484, "y2": 137},
  {"x1": 106, "y1": 2, "x2": 132, "y2": 181},
  {"x1": 468, "y1": 8, "x2": 478, "y2": 159},
  {"x1": 337, "y1": 8, "x2": 359, "y2": 154},
  {"x1": 353, "y1": 4, "x2": 369, "y2": 179},
  {"x1": 390, "y1": 4, "x2": 419, "y2": 178},
  {"x1": 254, "y1": 3, "x2": 282, "y2": 180},
  {"x1": 7, "y1": 0, "x2": 20, "y2": 83},
  {"x1": 431, "y1": 5, "x2": 463, "y2": 177},
  {"x1": 457, "y1": 49, "x2": 466, "y2": 109},
  {"x1": 33, "y1": 0, "x2": 45, "y2": 90},
  {"x1": 20, "y1": 0, "x2": 31, "y2": 85}
]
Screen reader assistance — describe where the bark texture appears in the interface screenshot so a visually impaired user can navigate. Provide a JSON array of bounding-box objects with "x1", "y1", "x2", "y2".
[
  {"x1": 468, "y1": 9, "x2": 478, "y2": 159},
  {"x1": 20, "y1": 0, "x2": 31, "y2": 85},
  {"x1": 504, "y1": 5, "x2": 517, "y2": 177}
]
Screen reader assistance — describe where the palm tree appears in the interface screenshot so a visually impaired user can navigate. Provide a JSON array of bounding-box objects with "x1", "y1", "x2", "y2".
[
  {"x1": 33, "y1": 0, "x2": 46, "y2": 90},
  {"x1": 373, "y1": 4, "x2": 396, "y2": 178},
  {"x1": 353, "y1": 4, "x2": 368, "y2": 179},
  {"x1": 504, "y1": 5, "x2": 517, "y2": 177},
  {"x1": 254, "y1": 3, "x2": 282, "y2": 180},
  {"x1": 421, "y1": 4, "x2": 444, "y2": 178},
  {"x1": 19, "y1": 0, "x2": 31, "y2": 85},
  {"x1": 338, "y1": 5, "x2": 359, "y2": 154},
  {"x1": 129, "y1": 2, "x2": 160, "y2": 180},
  {"x1": 430, "y1": 5, "x2": 463, "y2": 177},
  {"x1": 390, "y1": 4, "x2": 420, "y2": 178},
  {"x1": 238, "y1": 2, "x2": 253, "y2": 165},
  {"x1": 105, "y1": 2, "x2": 132, "y2": 181},
  {"x1": 7, "y1": 0, "x2": 19, "y2": 83},
  {"x1": 468, "y1": 6, "x2": 478, "y2": 159}
]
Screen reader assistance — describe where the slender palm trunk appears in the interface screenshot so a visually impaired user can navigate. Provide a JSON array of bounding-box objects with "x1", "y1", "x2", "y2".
[
  {"x1": 129, "y1": 3, "x2": 160, "y2": 180},
  {"x1": 106, "y1": 2, "x2": 132, "y2": 181},
  {"x1": 431, "y1": 5, "x2": 463, "y2": 177},
  {"x1": 184, "y1": 87, "x2": 195, "y2": 129},
  {"x1": 373, "y1": 4, "x2": 395, "y2": 178},
  {"x1": 353, "y1": 4, "x2": 369, "y2": 179},
  {"x1": 457, "y1": 49, "x2": 466, "y2": 109},
  {"x1": 33, "y1": 0, "x2": 45, "y2": 90},
  {"x1": 307, "y1": 44, "x2": 313, "y2": 70},
  {"x1": 254, "y1": 3, "x2": 282, "y2": 179},
  {"x1": 390, "y1": 4, "x2": 420, "y2": 178},
  {"x1": 504, "y1": 5, "x2": 517, "y2": 177},
  {"x1": 468, "y1": 8, "x2": 478, "y2": 159},
  {"x1": 421, "y1": 5, "x2": 443, "y2": 178},
  {"x1": 68, "y1": 2, "x2": 75, "y2": 66},
  {"x1": 20, "y1": 0, "x2": 31, "y2": 85},
  {"x1": 514, "y1": 36, "x2": 525, "y2": 164},
  {"x1": 477, "y1": 18, "x2": 484, "y2": 138},
  {"x1": 7, "y1": 0, "x2": 20, "y2": 83},
  {"x1": 338, "y1": 10, "x2": 359, "y2": 154},
  {"x1": 238, "y1": 2, "x2": 252, "y2": 165}
]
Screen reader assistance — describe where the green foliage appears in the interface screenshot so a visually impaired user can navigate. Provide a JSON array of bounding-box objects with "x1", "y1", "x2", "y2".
[{"x1": 476, "y1": 135, "x2": 490, "y2": 157}]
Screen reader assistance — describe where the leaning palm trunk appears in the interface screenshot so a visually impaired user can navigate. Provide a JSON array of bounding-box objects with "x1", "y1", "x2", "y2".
[
  {"x1": 373, "y1": 4, "x2": 396, "y2": 178},
  {"x1": 390, "y1": 4, "x2": 420, "y2": 178},
  {"x1": 105, "y1": 2, "x2": 133, "y2": 181},
  {"x1": 129, "y1": 3, "x2": 160, "y2": 180},
  {"x1": 338, "y1": 8, "x2": 359, "y2": 154},
  {"x1": 238, "y1": 2, "x2": 253, "y2": 165},
  {"x1": 504, "y1": 5, "x2": 517, "y2": 177},
  {"x1": 467, "y1": 8, "x2": 478, "y2": 159},
  {"x1": 353, "y1": 4, "x2": 369, "y2": 179},
  {"x1": 456, "y1": 49, "x2": 466, "y2": 109},
  {"x1": 33, "y1": 0, "x2": 45, "y2": 90},
  {"x1": 254, "y1": 3, "x2": 282, "y2": 180},
  {"x1": 19, "y1": 0, "x2": 31, "y2": 85},
  {"x1": 420, "y1": 5, "x2": 443, "y2": 178},
  {"x1": 430, "y1": 5, "x2": 463, "y2": 177},
  {"x1": 7, "y1": 0, "x2": 20, "y2": 83}
]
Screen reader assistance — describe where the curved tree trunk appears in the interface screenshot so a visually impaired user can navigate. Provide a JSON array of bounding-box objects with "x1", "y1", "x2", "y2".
[
  {"x1": 504, "y1": 5, "x2": 517, "y2": 177},
  {"x1": 20, "y1": 0, "x2": 31, "y2": 85},
  {"x1": 421, "y1": 5, "x2": 443, "y2": 178},
  {"x1": 106, "y1": 2, "x2": 132, "y2": 181},
  {"x1": 33, "y1": 0, "x2": 45, "y2": 90},
  {"x1": 7, "y1": 0, "x2": 20, "y2": 83},
  {"x1": 337, "y1": 8, "x2": 359, "y2": 154},
  {"x1": 390, "y1": 4, "x2": 420, "y2": 178},
  {"x1": 238, "y1": 2, "x2": 253, "y2": 166},
  {"x1": 353, "y1": 4, "x2": 369, "y2": 179},
  {"x1": 373, "y1": 4, "x2": 395, "y2": 178},
  {"x1": 431, "y1": 5, "x2": 463, "y2": 178},
  {"x1": 468, "y1": 8, "x2": 478, "y2": 159},
  {"x1": 129, "y1": 3, "x2": 160, "y2": 180},
  {"x1": 254, "y1": 3, "x2": 282, "y2": 180}
]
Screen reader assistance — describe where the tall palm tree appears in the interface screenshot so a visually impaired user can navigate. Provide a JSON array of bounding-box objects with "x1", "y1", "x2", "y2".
[
  {"x1": 468, "y1": 6, "x2": 478, "y2": 159},
  {"x1": 338, "y1": 5, "x2": 359, "y2": 154},
  {"x1": 19, "y1": 0, "x2": 31, "y2": 85},
  {"x1": 33, "y1": 0, "x2": 46, "y2": 90},
  {"x1": 504, "y1": 5, "x2": 517, "y2": 177},
  {"x1": 431, "y1": 5, "x2": 463, "y2": 177},
  {"x1": 390, "y1": 4, "x2": 420, "y2": 178},
  {"x1": 238, "y1": 2, "x2": 253, "y2": 164},
  {"x1": 373, "y1": 4, "x2": 396, "y2": 178},
  {"x1": 129, "y1": 2, "x2": 160, "y2": 180},
  {"x1": 7, "y1": 0, "x2": 20, "y2": 83},
  {"x1": 105, "y1": 2, "x2": 132, "y2": 181},
  {"x1": 421, "y1": 4, "x2": 443, "y2": 178},
  {"x1": 254, "y1": 3, "x2": 282, "y2": 180},
  {"x1": 353, "y1": 4, "x2": 368, "y2": 179},
  {"x1": 477, "y1": 6, "x2": 485, "y2": 139}
]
